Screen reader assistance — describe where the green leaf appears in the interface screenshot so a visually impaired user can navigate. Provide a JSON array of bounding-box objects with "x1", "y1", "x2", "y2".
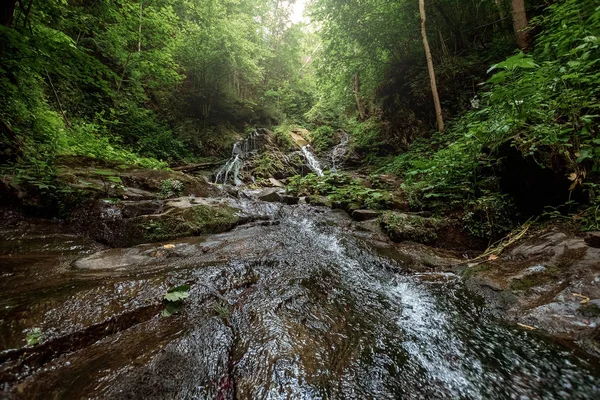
[
  {"x1": 164, "y1": 284, "x2": 190, "y2": 302},
  {"x1": 577, "y1": 148, "x2": 593, "y2": 163},
  {"x1": 25, "y1": 328, "x2": 43, "y2": 346}
]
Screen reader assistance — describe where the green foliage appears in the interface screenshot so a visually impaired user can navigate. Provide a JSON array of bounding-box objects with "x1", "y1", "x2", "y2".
[
  {"x1": 1, "y1": 0, "x2": 318, "y2": 172},
  {"x1": 162, "y1": 284, "x2": 191, "y2": 317},
  {"x1": 311, "y1": 125, "x2": 335, "y2": 152},
  {"x1": 461, "y1": 193, "x2": 517, "y2": 239},
  {"x1": 582, "y1": 183, "x2": 600, "y2": 231},
  {"x1": 25, "y1": 328, "x2": 43, "y2": 346},
  {"x1": 159, "y1": 179, "x2": 184, "y2": 199},
  {"x1": 381, "y1": 0, "x2": 600, "y2": 235},
  {"x1": 288, "y1": 172, "x2": 394, "y2": 210},
  {"x1": 253, "y1": 153, "x2": 285, "y2": 179},
  {"x1": 348, "y1": 119, "x2": 387, "y2": 158},
  {"x1": 273, "y1": 124, "x2": 301, "y2": 152}
]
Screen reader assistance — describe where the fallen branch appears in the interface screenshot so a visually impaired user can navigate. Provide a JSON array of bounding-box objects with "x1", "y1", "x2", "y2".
[{"x1": 172, "y1": 160, "x2": 227, "y2": 172}]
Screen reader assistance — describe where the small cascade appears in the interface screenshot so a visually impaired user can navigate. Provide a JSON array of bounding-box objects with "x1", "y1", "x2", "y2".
[
  {"x1": 330, "y1": 131, "x2": 349, "y2": 172},
  {"x1": 214, "y1": 130, "x2": 261, "y2": 185},
  {"x1": 301, "y1": 145, "x2": 324, "y2": 176}
]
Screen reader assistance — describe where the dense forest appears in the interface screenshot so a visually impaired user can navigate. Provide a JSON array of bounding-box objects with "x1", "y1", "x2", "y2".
[
  {"x1": 1, "y1": 0, "x2": 599, "y2": 234},
  {"x1": 1, "y1": 1, "x2": 600, "y2": 397}
]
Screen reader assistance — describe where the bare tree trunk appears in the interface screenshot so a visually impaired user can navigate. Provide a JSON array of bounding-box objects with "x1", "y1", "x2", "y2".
[
  {"x1": 419, "y1": 0, "x2": 444, "y2": 132},
  {"x1": 0, "y1": 0, "x2": 17, "y2": 27},
  {"x1": 353, "y1": 72, "x2": 366, "y2": 121},
  {"x1": 511, "y1": 0, "x2": 530, "y2": 50},
  {"x1": 138, "y1": 1, "x2": 143, "y2": 52}
]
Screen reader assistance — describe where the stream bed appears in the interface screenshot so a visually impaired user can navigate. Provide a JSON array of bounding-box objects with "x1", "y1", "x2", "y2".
[{"x1": 1, "y1": 202, "x2": 599, "y2": 399}]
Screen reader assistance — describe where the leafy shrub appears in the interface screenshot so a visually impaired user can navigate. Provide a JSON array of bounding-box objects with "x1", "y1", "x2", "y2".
[
  {"x1": 381, "y1": 0, "x2": 600, "y2": 232},
  {"x1": 159, "y1": 179, "x2": 184, "y2": 199},
  {"x1": 287, "y1": 172, "x2": 394, "y2": 210},
  {"x1": 461, "y1": 193, "x2": 516, "y2": 238},
  {"x1": 311, "y1": 125, "x2": 335, "y2": 152},
  {"x1": 348, "y1": 118, "x2": 386, "y2": 157}
]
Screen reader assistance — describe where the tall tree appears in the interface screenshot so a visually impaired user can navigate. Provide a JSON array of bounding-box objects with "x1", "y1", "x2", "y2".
[
  {"x1": 511, "y1": 0, "x2": 530, "y2": 50},
  {"x1": 419, "y1": 0, "x2": 444, "y2": 132},
  {"x1": 0, "y1": 0, "x2": 17, "y2": 26}
]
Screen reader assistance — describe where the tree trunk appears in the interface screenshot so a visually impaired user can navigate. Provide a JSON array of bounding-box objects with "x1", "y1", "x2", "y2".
[
  {"x1": 419, "y1": 0, "x2": 444, "y2": 132},
  {"x1": 138, "y1": 1, "x2": 143, "y2": 52},
  {"x1": 353, "y1": 72, "x2": 366, "y2": 121},
  {"x1": 0, "y1": 0, "x2": 17, "y2": 26},
  {"x1": 511, "y1": 0, "x2": 530, "y2": 50}
]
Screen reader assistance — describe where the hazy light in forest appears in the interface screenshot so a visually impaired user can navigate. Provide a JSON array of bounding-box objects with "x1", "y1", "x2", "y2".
[{"x1": 290, "y1": 0, "x2": 308, "y2": 23}]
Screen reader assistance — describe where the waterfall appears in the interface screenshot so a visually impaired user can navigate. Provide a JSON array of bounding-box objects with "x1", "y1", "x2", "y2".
[
  {"x1": 214, "y1": 130, "x2": 260, "y2": 185},
  {"x1": 330, "y1": 131, "x2": 349, "y2": 172},
  {"x1": 301, "y1": 145, "x2": 324, "y2": 176}
]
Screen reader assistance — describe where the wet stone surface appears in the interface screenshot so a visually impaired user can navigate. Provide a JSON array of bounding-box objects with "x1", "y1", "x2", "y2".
[{"x1": 1, "y1": 204, "x2": 600, "y2": 399}]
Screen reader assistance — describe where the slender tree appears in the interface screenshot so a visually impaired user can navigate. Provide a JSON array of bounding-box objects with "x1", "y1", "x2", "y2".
[
  {"x1": 419, "y1": 0, "x2": 444, "y2": 132},
  {"x1": 353, "y1": 72, "x2": 366, "y2": 121},
  {"x1": 511, "y1": 0, "x2": 531, "y2": 50},
  {"x1": 0, "y1": 0, "x2": 17, "y2": 26}
]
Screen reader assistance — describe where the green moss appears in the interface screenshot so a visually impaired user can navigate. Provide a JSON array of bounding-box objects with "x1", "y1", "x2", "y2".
[
  {"x1": 509, "y1": 273, "x2": 557, "y2": 291},
  {"x1": 380, "y1": 212, "x2": 444, "y2": 244},
  {"x1": 460, "y1": 264, "x2": 491, "y2": 279},
  {"x1": 141, "y1": 205, "x2": 239, "y2": 242}
]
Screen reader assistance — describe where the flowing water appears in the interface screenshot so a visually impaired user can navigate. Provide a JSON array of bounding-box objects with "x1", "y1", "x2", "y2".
[
  {"x1": 301, "y1": 145, "x2": 324, "y2": 176},
  {"x1": 330, "y1": 131, "x2": 349, "y2": 172},
  {"x1": 215, "y1": 130, "x2": 262, "y2": 185},
  {"x1": 1, "y1": 202, "x2": 599, "y2": 399}
]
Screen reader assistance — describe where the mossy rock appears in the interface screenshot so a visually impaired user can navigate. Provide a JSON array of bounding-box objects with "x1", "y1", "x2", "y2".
[
  {"x1": 306, "y1": 195, "x2": 332, "y2": 208},
  {"x1": 137, "y1": 204, "x2": 240, "y2": 243},
  {"x1": 380, "y1": 212, "x2": 445, "y2": 245}
]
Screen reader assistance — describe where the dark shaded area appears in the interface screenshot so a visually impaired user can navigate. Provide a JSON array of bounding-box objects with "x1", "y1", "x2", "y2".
[{"x1": 497, "y1": 143, "x2": 580, "y2": 216}]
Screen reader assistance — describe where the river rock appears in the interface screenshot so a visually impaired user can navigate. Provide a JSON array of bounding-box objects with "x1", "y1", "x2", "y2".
[
  {"x1": 306, "y1": 195, "x2": 332, "y2": 208},
  {"x1": 257, "y1": 188, "x2": 283, "y2": 202},
  {"x1": 380, "y1": 212, "x2": 444, "y2": 245},
  {"x1": 280, "y1": 195, "x2": 299, "y2": 205},
  {"x1": 268, "y1": 178, "x2": 285, "y2": 187},
  {"x1": 584, "y1": 231, "x2": 600, "y2": 248},
  {"x1": 351, "y1": 209, "x2": 380, "y2": 221},
  {"x1": 460, "y1": 228, "x2": 600, "y2": 344}
]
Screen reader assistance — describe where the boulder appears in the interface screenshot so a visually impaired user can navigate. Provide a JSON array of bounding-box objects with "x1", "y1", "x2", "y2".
[
  {"x1": 280, "y1": 195, "x2": 299, "y2": 205},
  {"x1": 351, "y1": 209, "x2": 380, "y2": 221},
  {"x1": 70, "y1": 197, "x2": 255, "y2": 247},
  {"x1": 257, "y1": 188, "x2": 283, "y2": 202},
  {"x1": 268, "y1": 178, "x2": 285, "y2": 188},
  {"x1": 584, "y1": 232, "x2": 600, "y2": 248},
  {"x1": 459, "y1": 228, "x2": 600, "y2": 348},
  {"x1": 306, "y1": 195, "x2": 332, "y2": 208},
  {"x1": 380, "y1": 212, "x2": 444, "y2": 245}
]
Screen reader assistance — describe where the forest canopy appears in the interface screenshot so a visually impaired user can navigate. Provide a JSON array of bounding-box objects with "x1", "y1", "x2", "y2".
[{"x1": 1, "y1": 0, "x2": 599, "y2": 231}]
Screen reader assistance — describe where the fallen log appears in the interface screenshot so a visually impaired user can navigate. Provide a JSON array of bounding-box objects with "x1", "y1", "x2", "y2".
[{"x1": 172, "y1": 160, "x2": 226, "y2": 172}]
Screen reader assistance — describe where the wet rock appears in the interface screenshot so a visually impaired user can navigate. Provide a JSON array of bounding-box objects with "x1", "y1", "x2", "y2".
[
  {"x1": 584, "y1": 231, "x2": 600, "y2": 248},
  {"x1": 257, "y1": 188, "x2": 283, "y2": 202},
  {"x1": 70, "y1": 197, "x2": 257, "y2": 247},
  {"x1": 120, "y1": 200, "x2": 164, "y2": 218},
  {"x1": 351, "y1": 209, "x2": 380, "y2": 221},
  {"x1": 268, "y1": 178, "x2": 285, "y2": 188},
  {"x1": 279, "y1": 195, "x2": 299, "y2": 205},
  {"x1": 460, "y1": 228, "x2": 600, "y2": 345},
  {"x1": 306, "y1": 195, "x2": 332, "y2": 208}
]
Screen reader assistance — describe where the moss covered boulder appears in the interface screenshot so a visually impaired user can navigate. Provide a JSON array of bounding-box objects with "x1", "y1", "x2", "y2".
[
  {"x1": 72, "y1": 197, "x2": 257, "y2": 247},
  {"x1": 380, "y1": 212, "x2": 445, "y2": 245}
]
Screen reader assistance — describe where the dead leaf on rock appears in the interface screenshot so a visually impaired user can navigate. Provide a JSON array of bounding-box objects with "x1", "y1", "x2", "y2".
[
  {"x1": 517, "y1": 323, "x2": 536, "y2": 330},
  {"x1": 573, "y1": 293, "x2": 590, "y2": 304},
  {"x1": 487, "y1": 254, "x2": 498, "y2": 261},
  {"x1": 163, "y1": 244, "x2": 176, "y2": 249}
]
